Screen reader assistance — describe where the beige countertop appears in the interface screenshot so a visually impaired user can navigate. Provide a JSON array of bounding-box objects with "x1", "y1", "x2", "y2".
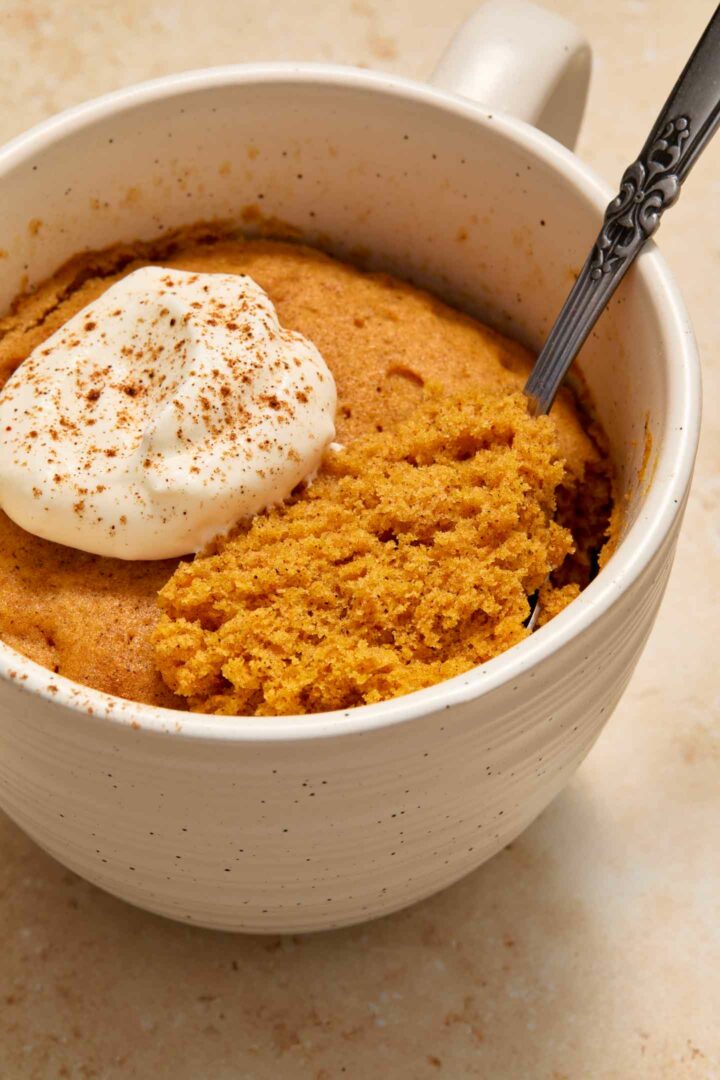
[{"x1": 0, "y1": 1, "x2": 718, "y2": 1076}]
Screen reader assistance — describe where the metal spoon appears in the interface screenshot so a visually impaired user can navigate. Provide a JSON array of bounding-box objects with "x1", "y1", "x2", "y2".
[{"x1": 525, "y1": 3, "x2": 720, "y2": 628}]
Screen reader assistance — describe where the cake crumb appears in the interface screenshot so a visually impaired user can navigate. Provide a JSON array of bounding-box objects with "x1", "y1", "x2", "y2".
[
  {"x1": 536, "y1": 579, "x2": 581, "y2": 626},
  {"x1": 153, "y1": 388, "x2": 574, "y2": 715}
]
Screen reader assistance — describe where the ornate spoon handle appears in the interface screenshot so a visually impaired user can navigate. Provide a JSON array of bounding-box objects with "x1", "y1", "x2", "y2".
[{"x1": 525, "y1": 4, "x2": 720, "y2": 415}]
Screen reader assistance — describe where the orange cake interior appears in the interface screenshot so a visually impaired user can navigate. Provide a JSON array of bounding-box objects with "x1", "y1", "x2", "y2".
[{"x1": 0, "y1": 228, "x2": 612, "y2": 712}]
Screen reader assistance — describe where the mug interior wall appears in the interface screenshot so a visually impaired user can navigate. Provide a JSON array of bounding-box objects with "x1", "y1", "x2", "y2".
[{"x1": 0, "y1": 77, "x2": 666, "y2": 530}]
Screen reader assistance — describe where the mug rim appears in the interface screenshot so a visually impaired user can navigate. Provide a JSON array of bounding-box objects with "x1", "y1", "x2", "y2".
[{"x1": 0, "y1": 62, "x2": 702, "y2": 743}]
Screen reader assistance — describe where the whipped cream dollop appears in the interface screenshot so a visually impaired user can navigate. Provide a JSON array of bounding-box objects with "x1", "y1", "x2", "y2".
[{"x1": 0, "y1": 267, "x2": 337, "y2": 559}]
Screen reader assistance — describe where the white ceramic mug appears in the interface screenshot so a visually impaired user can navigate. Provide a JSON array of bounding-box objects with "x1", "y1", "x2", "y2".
[{"x1": 0, "y1": 2, "x2": 700, "y2": 932}]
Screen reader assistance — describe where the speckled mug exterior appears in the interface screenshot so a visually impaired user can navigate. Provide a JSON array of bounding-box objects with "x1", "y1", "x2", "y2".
[{"x1": 0, "y1": 19, "x2": 700, "y2": 930}]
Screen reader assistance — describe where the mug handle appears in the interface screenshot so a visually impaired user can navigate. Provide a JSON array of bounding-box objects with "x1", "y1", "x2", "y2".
[{"x1": 430, "y1": 0, "x2": 592, "y2": 150}]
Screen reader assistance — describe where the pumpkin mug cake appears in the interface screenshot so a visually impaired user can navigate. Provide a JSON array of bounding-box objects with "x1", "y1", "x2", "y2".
[{"x1": 0, "y1": 227, "x2": 612, "y2": 715}]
